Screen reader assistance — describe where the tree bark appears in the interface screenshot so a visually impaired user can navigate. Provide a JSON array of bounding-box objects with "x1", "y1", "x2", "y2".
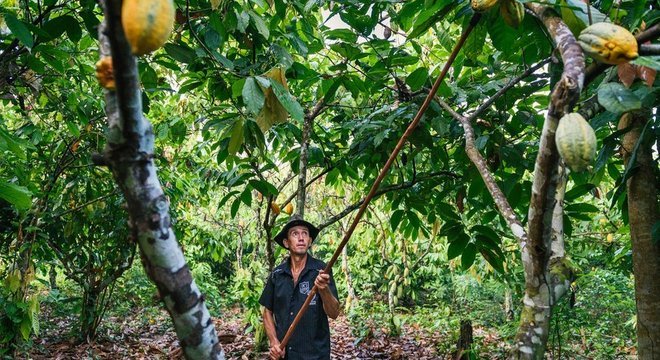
[
  {"x1": 509, "y1": 5, "x2": 584, "y2": 359},
  {"x1": 97, "y1": 2, "x2": 224, "y2": 359},
  {"x1": 620, "y1": 111, "x2": 660, "y2": 359}
]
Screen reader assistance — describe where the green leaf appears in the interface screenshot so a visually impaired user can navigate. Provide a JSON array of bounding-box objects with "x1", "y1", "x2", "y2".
[
  {"x1": 0, "y1": 181, "x2": 32, "y2": 210},
  {"x1": 228, "y1": 119, "x2": 244, "y2": 155},
  {"x1": 230, "y1": 197, "x2": 241, "y2": 218},
  {"x1": 564, "y1": 184, "x2": 596, "y2": 201},
  {"x1": 597, "y1": 83, "x2": 642, "y2": 113},
  {"x1": 562, "y1": 0, "x2": 607, "y2": 28},
  {"x1": 242, "y1": 77, "x2": 265, "y2": 114},
  {"x1": 0, "y1": 127, "x2": 31, "y2": 160},
  {"x1": 471, "y1": 225, "x2": 500, "y2": 244},
  {"x1": 631, "y1": 56, "x2": 660, "y2": 71},
  {"x1": 479, "y1": 247, "x2": 504, "y2": 273},
  {"x1": 324, "y1": 29, "x2": 357, "y2": 43},
  {"x1": 164, "y1": 43, "x2": 196, "y2": 64},
  {"x1": 565, "y1": 203, "x2": 600, "y2": 213},
  {"x1": 248, "y1": 10, "x2": 270, "y2": 39},
  {"x1": 461, "y1": 243, "x2": 477, "y2": 269},
  {"x1": 390, "y1": 209, "x2": 405, "y2": 231},
  {"x1": 4, "y1": 13, "x2": 34, "y2": 48},
  {"x1": 559, "y1": 0, "x2": 586, "y2": 36},
  {"x1": 406, "y1": 67, "x2": 428, "y2": 92},
  {"x1": 436, "y1": 202, "x2": 460, "y2": 221},
  {"x1": 20, "y1": 319, "x2": 31, "y2": 340},
  {"x1": 447, "y1": 236, "x2": 468, "y2": 260},
  {"x1": 249, "y1": 180, "x2": 278, "y2": 197},
  {"x1": 270, "y1": 80, "x2": 304, "y2": 122}
]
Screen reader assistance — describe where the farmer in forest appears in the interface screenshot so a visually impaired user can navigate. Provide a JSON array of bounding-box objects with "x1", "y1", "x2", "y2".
[{"x1": 260, "y1": 215, "x2": 340, "y2": 360}]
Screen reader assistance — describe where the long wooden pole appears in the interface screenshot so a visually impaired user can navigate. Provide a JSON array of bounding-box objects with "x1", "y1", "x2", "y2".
[{"x1": 278, "y1": 13, "x2": 482, "y2": 351}]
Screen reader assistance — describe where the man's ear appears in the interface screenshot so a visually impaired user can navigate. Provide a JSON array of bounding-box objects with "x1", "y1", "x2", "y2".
[{"x1": 282, "y1": 238, "x2": 289, "y2": 249}]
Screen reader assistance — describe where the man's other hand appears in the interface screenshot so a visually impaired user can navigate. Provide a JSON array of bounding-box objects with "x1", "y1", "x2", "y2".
[{"x1": 269, "y1": 342, "x2": 285, "y2": 360}]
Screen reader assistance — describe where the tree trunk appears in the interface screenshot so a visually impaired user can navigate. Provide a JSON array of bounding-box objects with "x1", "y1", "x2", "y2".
[
  {"x1": 455, "y1": 319, "x2": 473, "y2": 360},
  {"x1": 295, "y1": 114, "x2": 313, "y2": 217},
  {"x1": 620, "y1": 111, "x2": 660, "y2": 359},
  {"x1": 341, "y1": 244, "x2": 357, "y2": 311},
  {"x1": 510, "y1": 4, "x2": 584, "y2": 358},
  {"x1": 97, "y1": 3, "x2": 224, "y2": 359},
  {"x1": 80, "y1": 285, "x2": 100, "y2": 342}
]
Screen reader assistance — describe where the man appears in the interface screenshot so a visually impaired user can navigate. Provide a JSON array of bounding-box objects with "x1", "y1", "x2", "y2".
[{"x1": 259, "y1": 215, "x2": 340, "y2": 360}]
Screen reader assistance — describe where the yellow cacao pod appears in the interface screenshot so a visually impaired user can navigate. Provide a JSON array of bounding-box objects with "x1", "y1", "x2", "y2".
[
  {"x1": 95, "y1": 57, "x2": 115, "y2": 90},
  {"x1": 270, "y1": 202, "x2": 280, "y2": 215},
  {"x1": 577, "y1": 22, "x2": 638, "y2": 65},
  {"x1": 283, "y1": 203, "x2": 293, "y2": 215},
  {"x1": 121, "y1": 0, "x2": 175, "y2": 55},
  {"x1": 500, "y1": 0, "x2": 524, "y2": 28},
  {"x1": 471, "y1": 0, "x2": 499, "y2": 12},
  {"x1": 555, "y1": 113, "x2": 597, "y2": 172}
]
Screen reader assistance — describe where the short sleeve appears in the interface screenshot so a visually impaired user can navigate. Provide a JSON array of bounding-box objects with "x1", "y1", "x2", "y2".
[{"x1": 259, "y1": 273, "x2": 274, "y2": 310}]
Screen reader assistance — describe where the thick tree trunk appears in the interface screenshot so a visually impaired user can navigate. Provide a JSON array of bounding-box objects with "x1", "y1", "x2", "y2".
[
  {"x1": 455, "y1": 320, "x2": 473, "y2": 360},
  {"x1": 620, "y1": 111, "x2": 660, "y2": 359},
  {"x1": 97, "y1": 3, "x2": 224, "y2": 359}
]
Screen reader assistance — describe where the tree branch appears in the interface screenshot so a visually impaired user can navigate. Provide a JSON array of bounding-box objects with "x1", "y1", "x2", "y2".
[
  {"x1": 435, "y1": 96, "x2": 528, "y2": 243},
  {"x1": 318, "y1": 171, "x2": 457, "y2": 231}
]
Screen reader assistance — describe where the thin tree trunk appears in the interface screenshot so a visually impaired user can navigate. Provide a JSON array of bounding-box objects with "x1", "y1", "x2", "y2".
[
  {"x1": 97, "y1": 3, "x2": 224, "y2": 358},
  {"x1": 510, "y1": 4, "x2": 584, "y2": 359},
  {"x1": 296, "y1": 114, "x2": 313, "y2": 217},
  {"x1": 341, "y1": 239, "x2": 357, "y2": 311},
  {"x1": 620, "y1": 111, "x2": 660, "y2": 359}
]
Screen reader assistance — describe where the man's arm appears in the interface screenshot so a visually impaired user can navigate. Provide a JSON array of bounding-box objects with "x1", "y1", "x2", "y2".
[
  {"x1": 314, "y1": 271, "x2": 340, "y2": 319},
  {"x1": 263, "y1": 307, "x2": 285, "y2": 359}
]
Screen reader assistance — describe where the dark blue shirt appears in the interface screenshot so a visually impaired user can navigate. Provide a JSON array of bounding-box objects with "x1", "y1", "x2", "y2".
[{"x1": 259, "y1": 255, "x2": 339, "y2": 360}]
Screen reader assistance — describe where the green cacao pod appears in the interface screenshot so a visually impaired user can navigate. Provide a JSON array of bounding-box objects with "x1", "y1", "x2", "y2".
[
  {"x1": 471, "y1": 0, "x2": 499, "y2": 12},
  {"x1": 500, "y1": 0, "x2": 524, "y2": 28},
  {"x1": 122, "y1": 0, "x2": 175, "y2": 55},
  {"x1": 555, "y1": 113, "x2": 597, "y2": 172},
  {"x1": 577, "y1": 22, "x2": 638, "y2": 65}
]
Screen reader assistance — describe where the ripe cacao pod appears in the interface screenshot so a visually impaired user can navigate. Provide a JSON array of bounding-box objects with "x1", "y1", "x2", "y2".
[
  {"x1": 121, "y1": 0, "x2": 175, "y2": 55},
  {"x1": 500, "y1": 0, "x2": 524, "y2": 28},
  {"x1": 283, "y1": 203, "x2": 293, "y2": 215},
  {"x1": 555, "y1": 113, "x2": 597, "y2": 172},
  {"x1": 577, "y1": 22, "x2": 638, "y2": 65},
  {"x1": 95, "y1": 57, "x2": 115, "y2": 90},
  {"x1": 270, "y1": 202, "x2": 281, "y2": 215},
  {"x1": 471, "y1": 0, "x2": 499, "y2": 12}
]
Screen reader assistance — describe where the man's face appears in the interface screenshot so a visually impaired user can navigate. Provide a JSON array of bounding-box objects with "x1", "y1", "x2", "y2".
[{"x1": 284, "y1": 225, "x2": 311, "y2": 255}]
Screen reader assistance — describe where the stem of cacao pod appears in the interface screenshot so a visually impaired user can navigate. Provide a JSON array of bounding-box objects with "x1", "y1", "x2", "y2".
[{"x1": 278, "y1": 13, "x2": 482, "y2": 352}]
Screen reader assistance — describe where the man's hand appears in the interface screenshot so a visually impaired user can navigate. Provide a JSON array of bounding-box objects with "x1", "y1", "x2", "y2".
[
  {"x1": 315, "y1": 270, "x2": 340, "y2": 319},
  {"x1": 314, "y1": 270, "x2": 331, "y2": 290},
  {"x1": 269, "y1": 341, "x2": 285, "y2": 360}
]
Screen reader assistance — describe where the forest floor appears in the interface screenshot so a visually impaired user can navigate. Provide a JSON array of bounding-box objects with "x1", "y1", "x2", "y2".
[{"x1": 24, "y1": 305, "x2": 475, "y2": 359}]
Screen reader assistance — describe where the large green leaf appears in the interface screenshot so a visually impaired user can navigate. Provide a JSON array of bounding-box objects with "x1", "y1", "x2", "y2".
[
  {"x1": 270, "y1": 80, "x2": 304, "y2": 122},
  {"x1": 0, "y1": 181, "x2": 32, "y2": 210},
  {"x1": 242, "y1": 77, "x2": 265, "y2": 114},
  {"x1": 4, "y1": 13, "x2": 34, "y2": 48},
  {"x1": 598, "y1": 83, "x2": 642, "y2": 113},
  {"x1": 228, "y1": 119, "x2": 245, "y2": 155},
  {"x1": 0, "y1": 127, "x2": 32, "y2": 160},
  {"x1": 461, "y1": 243, "x2": 477, "y2": 269}
]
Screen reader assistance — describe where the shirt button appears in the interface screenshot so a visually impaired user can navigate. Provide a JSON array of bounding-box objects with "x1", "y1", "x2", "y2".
[{"x1": 290, "y1": 312, "x2": 293, "y2": 315}]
